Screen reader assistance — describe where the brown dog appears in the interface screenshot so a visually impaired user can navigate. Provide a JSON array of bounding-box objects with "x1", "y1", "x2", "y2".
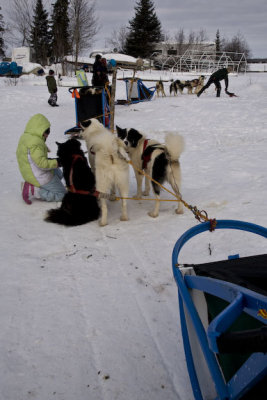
[{"x1": 156, "y1": 80, "x2": 166, "y2": 97}]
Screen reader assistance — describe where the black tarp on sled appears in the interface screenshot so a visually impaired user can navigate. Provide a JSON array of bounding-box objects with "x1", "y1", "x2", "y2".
[{"x1": 65, "y1": 86, "x2": 111, "y2": 135}]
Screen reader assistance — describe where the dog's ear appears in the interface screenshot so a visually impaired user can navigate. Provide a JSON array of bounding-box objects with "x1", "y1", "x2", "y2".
[
  {"x1": 69, "y1": 138, "x2": 81, "y2": 150},
  {"x1": 128, "y1": 129, "x2": 142, "y2": 148},
  {"x1": 81, "y1": 119, "x2": 92, "y2": 129},
  {"x1": 56, "y1": 141, "x2": 61, "y2": 146},
  {"x1": 116, "y1": 126, "x2": 127, "y2": 140}
]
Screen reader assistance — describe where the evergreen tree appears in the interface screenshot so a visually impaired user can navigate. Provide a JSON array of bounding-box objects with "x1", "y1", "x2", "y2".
[
  {"x1": 215, "y1": 29, "x2": 221, "y2": 53},
  {"x1": 125, "y1": 0, "x2": 162, "y2": 58},
  {"x1": 0, "y1": 7, "x2": 5, "y2": 59},
  {"x1": 51, "y1": 0, "x2": 70, "y2": 63},
  {"x1": 30, "y1": 0, "x2": 51, "y2": 65}
]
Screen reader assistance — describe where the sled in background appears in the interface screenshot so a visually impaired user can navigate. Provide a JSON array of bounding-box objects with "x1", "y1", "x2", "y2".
[
  {"x1": 0, "y1": 61, "x2": 23, "y2": 77},
  {"x1": 172, "y1": 219, "x2": 267, "y2": 400},
  {"x1": 65, "y1": 86, "x2": 111, "y2": 136},
  {"x1": 117, "y1": 78, "x2": 156, "y2": 105}
]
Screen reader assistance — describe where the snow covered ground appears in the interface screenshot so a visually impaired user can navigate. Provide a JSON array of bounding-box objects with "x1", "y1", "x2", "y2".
[{"x1": 0, "y1": 69, "x2": 267, "y2": 400}]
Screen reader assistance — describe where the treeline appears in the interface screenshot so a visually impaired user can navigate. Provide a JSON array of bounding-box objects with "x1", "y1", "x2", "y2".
[
  {"x1": 0, "y1": 0, "x2": 98, "y2": 72},
  {"x1": 106, "y1": 0, "x2": 251, "y2": 60},
  {"x1": 0, "y1": 0, "x2": 251, "y2": 68}
]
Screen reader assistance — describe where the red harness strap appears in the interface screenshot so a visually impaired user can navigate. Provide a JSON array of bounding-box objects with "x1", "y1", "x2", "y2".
[
  {"x1": 90, "y1": 146, "x2": 95, "y2": 155},
  {"x1": 68, "y1": 154, "x2": 99, "y2": 197},
  {"x1": 142, "y1": 139, "x2": 150, "y2": 169}
]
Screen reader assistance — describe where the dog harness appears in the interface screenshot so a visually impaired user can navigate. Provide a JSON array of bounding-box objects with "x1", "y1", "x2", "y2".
[
  {"x1": 68, "y1": 154, "x2": 99, "y2": 197},
  {"x1": 141, "y1": 139, "x2": 150, "y2": 169},
  {"x1": 141, "y1": 140, "x2": 165, "y2": 169}
]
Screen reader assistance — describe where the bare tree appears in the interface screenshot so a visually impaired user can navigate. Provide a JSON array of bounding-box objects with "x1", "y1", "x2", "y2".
[
  {"x1": 174, "y1": 28, "x2": 185, "y2": 55},
  {"x1": 7, "y1": 0, "x2": 34, "y2": 47},
  {"x1": 173, "y1": 28, "x2": 208, "y2": 54},
  {"x1": 0, "y1": 7, "x2": 5, "y2": 58},
  {"x1": 222, "y1": 32, "x2": 251, "y2": 59},
  {"x1": 69, "y1": 0, "x2": 99, "y2": 68},
  {"x1": 195, "y1": 28, "x2": 208, "y2": 44},
  {"x1": 105, "y1": 25, "x2": 128, "y2": 53}
]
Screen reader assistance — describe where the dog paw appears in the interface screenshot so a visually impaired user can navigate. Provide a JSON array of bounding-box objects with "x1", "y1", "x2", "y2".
[
  {"x1": 142, "y1": 191, "x2": 149, "y2": 196},
  {"x1": 175, "y1": 208, "x2": 184, "y2": 215},
  {"x1": 133, "y1": 193, "x2": 142, "y2": 199},
  {"x1": 99, "y1": 220, "x2": 107, "y2": 227},
  {"x1": 109, "y1": 193, "x2": 117, "y2": 201},
  {"x1": 148, "y1": 211, "x2": 158, "y2": 218},
  {"x1": 120, "y1": 215, "x2": 129, "y2": 221}
]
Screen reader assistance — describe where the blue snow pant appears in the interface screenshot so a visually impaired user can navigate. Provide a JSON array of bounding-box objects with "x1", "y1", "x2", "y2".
[{"x1": 39, "y1": 168, "x2": 66, "y2": 202}]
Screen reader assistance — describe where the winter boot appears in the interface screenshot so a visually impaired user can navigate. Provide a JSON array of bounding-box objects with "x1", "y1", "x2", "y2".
[
  {"x1": 21, "y1": 182, "x2": 34, "y2": 205},
  {"x1": 21, "y1": 182, "x2": 41, "y2": 204}
]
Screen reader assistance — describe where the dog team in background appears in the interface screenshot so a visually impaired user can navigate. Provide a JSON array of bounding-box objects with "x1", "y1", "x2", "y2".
[
  {"x1": 155, "y1": 76, "x2": 205, "y2": 97},
  {"x1": 169, "y1": 75, "x2": 205, "y2": 96},
  {"x1": 157, "y1": 67, "x2": 233, "y2": 98}
]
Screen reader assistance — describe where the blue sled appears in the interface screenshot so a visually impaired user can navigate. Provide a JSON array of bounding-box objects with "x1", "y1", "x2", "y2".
[{"x1": 172, "y1": 220, "x2": 267, "y2": 400}]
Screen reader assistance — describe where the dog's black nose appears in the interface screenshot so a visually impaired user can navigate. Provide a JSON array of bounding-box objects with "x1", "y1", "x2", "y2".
[{"x1": 124, "y1": 140, "x2": 128, "y2": 146}]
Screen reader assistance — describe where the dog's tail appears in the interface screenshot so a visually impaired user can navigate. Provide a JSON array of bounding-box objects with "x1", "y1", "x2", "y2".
[
  {"x1": 165, "y1": 133, "x2": 185, "y2": 161},
  {"x1": 45, "y1": 208, "x2": 80, "y2": 226}
]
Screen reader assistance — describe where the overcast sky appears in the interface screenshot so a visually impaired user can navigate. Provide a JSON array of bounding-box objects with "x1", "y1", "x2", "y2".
[{"x1": 1, "y1": 0, "x2": 266, "y2": 58}]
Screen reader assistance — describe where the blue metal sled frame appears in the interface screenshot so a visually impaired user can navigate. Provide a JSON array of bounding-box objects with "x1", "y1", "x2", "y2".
[
  {"x1": 124, "y1": 78, "x2": 156, "y2": 104},
  {"x1": 172, "y1": 220, "x2": 267, "y2": 400},
  {"x1": 65, "y1": 86, "x2": 110, "y2": 135}
]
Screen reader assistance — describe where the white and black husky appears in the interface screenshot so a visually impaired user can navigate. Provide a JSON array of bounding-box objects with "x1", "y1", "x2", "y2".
[
  {"x1": 116, "y1": 126, "x2": 185, "y2": 218},
  {"x1": 82, "y1": 118, "x2": 129, "y2": 226}
]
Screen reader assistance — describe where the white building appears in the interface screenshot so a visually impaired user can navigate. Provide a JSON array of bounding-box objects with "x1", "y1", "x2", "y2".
[
  {"x1": 11, "y1": 47, "x2": 32, "y2": 64},
  {"x1": 152, "y1": 41, "x2": 216, "y2": 58}
]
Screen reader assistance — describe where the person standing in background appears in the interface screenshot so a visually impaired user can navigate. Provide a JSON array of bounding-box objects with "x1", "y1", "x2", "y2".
[{"x1": 46, "y1": 69, "x2": 58, "y2": 106}]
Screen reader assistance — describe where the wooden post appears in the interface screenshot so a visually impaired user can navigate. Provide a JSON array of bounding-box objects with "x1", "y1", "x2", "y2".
[
  {"x1": 109, "y1": 67, "x2": 117, "y2": 132},
  {"x1": 128, "y1": 68, "x2": 136, "y2": 103}
]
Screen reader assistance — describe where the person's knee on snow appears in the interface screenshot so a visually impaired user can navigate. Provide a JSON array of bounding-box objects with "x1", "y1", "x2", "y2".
[{"x1": 39, "y1": 174, "x2": 66, "y2": 202}]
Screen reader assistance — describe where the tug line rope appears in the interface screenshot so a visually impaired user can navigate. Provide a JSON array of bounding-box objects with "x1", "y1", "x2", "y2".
[{"x1": 116, "y1": 160, "x2": 217, "y2": 230}]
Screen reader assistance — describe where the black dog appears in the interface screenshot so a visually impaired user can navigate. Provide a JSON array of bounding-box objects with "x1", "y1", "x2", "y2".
[
  {"x1": 45, "y1": 138, "x2": 100, "y2": 226},
  {"x1": 170, "y1": 79, "x2": 191, "y2": 95}
]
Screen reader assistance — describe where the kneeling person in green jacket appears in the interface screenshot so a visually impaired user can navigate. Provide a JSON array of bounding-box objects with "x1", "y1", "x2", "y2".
[{"x1": 16, "y1": 114, "x2": 66, "y2": 204}]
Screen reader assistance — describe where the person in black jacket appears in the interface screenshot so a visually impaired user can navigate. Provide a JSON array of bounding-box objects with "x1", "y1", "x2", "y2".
[
  {"x1": 92, "y1": 54, "x2": 110, "y2": 87},
  {"x1": 197, "y1": 66, "x2": 233, "y2": 97},
  {"x1": 46, "y1": 69, "x2": 58, "y2": 106},
  {"x1": 92, "y1": 54, "x2": 103, "y2": 86}
]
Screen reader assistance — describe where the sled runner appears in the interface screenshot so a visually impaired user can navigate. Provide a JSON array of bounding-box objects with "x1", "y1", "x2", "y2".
[
  {"x1": 117, "y1": 78, "x2": 156, "y2": 105},
  {"x1": 172, "y1": 219, "x2": 267, "y2": 400},
  {"x1": 65, "y1": 86, "x2": 111, "y2": 135}
]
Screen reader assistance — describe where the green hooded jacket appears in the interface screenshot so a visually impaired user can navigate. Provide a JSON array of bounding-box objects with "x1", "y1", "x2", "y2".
[
  {"x1": 16, "y1": 114, "x2": 57, "y2": 187},
  {"x1": 75, "y1": 69, "x2": 89, "y2": 86}
]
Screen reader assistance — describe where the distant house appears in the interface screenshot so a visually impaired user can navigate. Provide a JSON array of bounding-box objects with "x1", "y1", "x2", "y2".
[
  {"x1": 152, "y1": 41, "x2": 216, "y2": 58},
  {"x1": 12, "y1": 47, "x2": 32, "y2": 64},
  {"x1": 65, "y1": 52, "x2": 140, "y2": 71},
  {"x1": 247, "y1": 60, "x2": 267, "y2": 72}
]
